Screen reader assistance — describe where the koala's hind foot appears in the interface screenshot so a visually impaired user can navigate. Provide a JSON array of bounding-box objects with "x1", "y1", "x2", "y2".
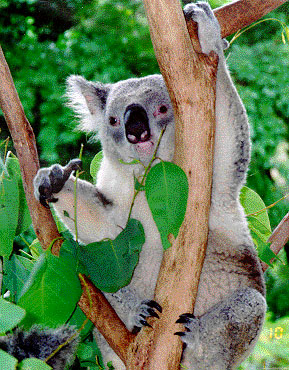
[
  {"x1": 129, "y1": 300, "x2": 162, "y2": 333},
  {"x1": 176, "y1": 288, "x2": 266, "y2": 370},
  {"x1": 34, "y1": 159, "x2": 82, "y2": 208}
]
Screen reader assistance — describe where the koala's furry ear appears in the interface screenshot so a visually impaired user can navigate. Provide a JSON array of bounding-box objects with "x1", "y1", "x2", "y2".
[{"x1": 66, "y1": 75, "x2": 110, "y2": 132}]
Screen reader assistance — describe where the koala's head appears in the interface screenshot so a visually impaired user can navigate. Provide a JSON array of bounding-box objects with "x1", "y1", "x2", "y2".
[{"x1": 66, "y1": 75, "x2": 175, "y2": 166}]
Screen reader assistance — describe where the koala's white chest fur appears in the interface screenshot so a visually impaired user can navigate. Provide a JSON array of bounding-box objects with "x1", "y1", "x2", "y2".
[
  {"x1": 130, "y1": 193, "x2": 163, "y2": 298},
  {"x1": 97, "y1": 156, "x2": 164, "y2": 299}
]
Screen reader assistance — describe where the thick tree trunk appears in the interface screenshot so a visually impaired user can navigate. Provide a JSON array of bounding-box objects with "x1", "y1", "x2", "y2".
[{"x1": 127, "y1": 0, "x2": 218, "y2": 368}]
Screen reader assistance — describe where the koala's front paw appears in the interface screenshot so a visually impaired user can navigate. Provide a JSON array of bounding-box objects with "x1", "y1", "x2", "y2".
[
  {"x1": 34, "y1": 159, "x2": 82, "y2": 208},
  {"x1": 130, "y1": 300, "x2": 162, "y2": 334},
  {"x1": 184, "y1": 2, "x2": 228, "y2": 55},
  {"x1": 175, "y1": 313, "x2": 200, "y2": 349}
]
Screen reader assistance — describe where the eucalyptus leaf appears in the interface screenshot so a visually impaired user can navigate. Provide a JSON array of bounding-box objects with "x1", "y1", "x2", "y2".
[
  {"x1": 79, "y1": 219, "x2": 145, "y2": 293},
  {"x1": 0, "y1": 349, "x2": 18, "y2": 369},
  {"x1": 0, "y1": 177, "x2": 19, "y2": 257},
  {"x1": 119, "y1": 158, "x2": 141, "y2": 165},
  {"x1": 68, "y1": 306, "x2": 94, "y2": 340},
  {"x1": 90, "y1": 151, "x2": 103, "y2": 182},
  {"x1": 18, "y1": 251, "x2": 82, "y2": 329},
  {"x1": 3, "y1": 255, "x2": 34, "y2": 301},
  {"x1": 0, "y1": 298, "x2": 26, "y2": 333},
  {"x1": 240, "y1": 186, "x2": 271, "y2": 232},
  {"x1": 18, "y1": 358, "x2": 52, "y2": 370},
  {"x1": 240, "y1": 186, "x2": 274, "y2": 264},
  {"x1": 134, "y1": 176, "x2": 145, "y2": 191},
  {"x1": 5, "y1": 155, "x2": 32, "y2": 235},
  {"x1": 145, "y1": 162, "x2": 188, "y2": 250}
]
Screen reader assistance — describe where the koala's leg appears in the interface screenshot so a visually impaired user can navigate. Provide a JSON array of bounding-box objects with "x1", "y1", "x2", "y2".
[
  {"x1": 94, "y1": 288, "x2": 162, "y2": 369},
  {"x1": 34, "y1": 160, "x2": 122, "y2": 244},
  {"x1": 177, "y1": 288, "x2": 266, "y2": 370}
]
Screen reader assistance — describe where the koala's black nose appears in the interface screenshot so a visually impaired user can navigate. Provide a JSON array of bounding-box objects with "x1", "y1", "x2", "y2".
[{"x1": 124, "y1": 104, "x2": 151, "y2": 144}]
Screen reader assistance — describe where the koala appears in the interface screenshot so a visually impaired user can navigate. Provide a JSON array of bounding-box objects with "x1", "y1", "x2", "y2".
[
  {"x1": 0, "y1": 325, "x2": 79, "y2": 369},
  {"x1": 33, "y1": 2, "x2": 266, "y2": 370}
]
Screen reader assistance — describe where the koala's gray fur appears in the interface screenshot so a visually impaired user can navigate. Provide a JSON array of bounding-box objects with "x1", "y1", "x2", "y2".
[
  {"x1": 33, "y1": 2, "x2": 266, "y2": 369},
  {"x1": 0, "y1": 325, "x2": 79, "y2": 369}
]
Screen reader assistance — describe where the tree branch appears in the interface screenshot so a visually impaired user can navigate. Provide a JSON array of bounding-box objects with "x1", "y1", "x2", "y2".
[
  {"x1": 0, "y1": 46, "x2": 62, "y2": 256},
  {"x1": 78, "y1": 274, "x2": 135, "y2": 364},
  {"x1": 214, "y1": 0, "x2": 288, "y2": 39}
]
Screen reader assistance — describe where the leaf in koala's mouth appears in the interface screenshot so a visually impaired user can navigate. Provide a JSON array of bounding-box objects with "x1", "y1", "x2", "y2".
[{"x1": 135, "y1": 141, "x2": 154, "y2": 157}]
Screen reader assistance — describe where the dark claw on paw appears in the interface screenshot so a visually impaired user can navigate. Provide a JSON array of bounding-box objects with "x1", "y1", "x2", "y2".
[
  {"x1": 176, "y1": 313, "x2": 195, "y2": 324},
  {"x1": 147, "y1": 300, "x2": 162, "y2": 313},
  {"x1": 40, "y1": 196, "x2": 50, "y2": 209},
  {"x1": 65, "y1": 159, "x2": 82, "y2": 173},
  {"x1": 147, "y1": 308, "x2": 160, "y2": 319},
  {"x1": 140, "y1": 320, "x2": 152, "y2": 328},
  {"x1": 174, "y1": 331, "x2": 186, "y2": 337}
]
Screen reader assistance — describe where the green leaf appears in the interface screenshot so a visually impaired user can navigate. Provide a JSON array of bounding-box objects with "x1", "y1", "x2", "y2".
[
  {"x1": 134, "y1": 177, "x2": 145, "y2": 192},
  {"x1": 240, "y1": 186, "x2": 271, "y2": 230},
  {"x1": 90, "y1": 151, "x2": 103, "y2": 181},
  {"x1": 79, "y1": 219, "x2": 145, "y2": 293},
  {"x1": 250, "y1": 228, "x2": 276, "y2": 266},
  {"x1": 29, "y1": 239, "x2": 43, "y2": 259},
  {"x1": 3, "y1": 255, "x2": 34, "y2": 301},
  {"x1": 18, "y1": 358, "x2": 52, "y2": 370},
  {"x1": 285, "y1": 26, "x2": 289, "y2": 43},
  {"x1": 77, "y1": 341, "x2": 103, "y2": 369},
  {"x1": 0, "y1": 349, "x2": 17, "y2": 369},
  {"x1": 0, "y1": 299, "x2": 26, "y2": 333},
  {"x1": 18, "y1": 251, "x2": 82, "y2": 329},
  {"x1": 0, "y1": 177, "x2": 19, "y2": 257},
  {"x1": 5, "y1": 155, "x2": 32, "y2": 236},
  {"x1": 68, "y1": 306, "x2": 93, "y2": 340},
  {"x1": 240, "y1": 186, "x2": 274, "y2": 264},
  {"x1": 145, "y1": 162, "x2": 188, "y2": 250}
]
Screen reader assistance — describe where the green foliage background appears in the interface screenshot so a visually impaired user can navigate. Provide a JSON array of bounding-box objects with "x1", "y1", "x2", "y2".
[{"x1": 1, "y1": 0, "x2": 289, "y2": 367}]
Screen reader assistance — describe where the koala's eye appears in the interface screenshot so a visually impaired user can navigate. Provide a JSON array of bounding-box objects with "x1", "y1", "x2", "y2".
[
  {"x1": 154, "y1": 104, "x2": 169, "y2": 117},
  {"x1": 159, "y1": 105, "x2": 168, "y2": 114},
  {"x1": 109, "y1": 116, "x2": 120, "y2": 127}
]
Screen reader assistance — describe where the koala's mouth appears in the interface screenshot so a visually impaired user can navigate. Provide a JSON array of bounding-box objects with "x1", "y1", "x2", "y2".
[{"x1": 135, "y1": 140, "x2": 154, "y2": 157}]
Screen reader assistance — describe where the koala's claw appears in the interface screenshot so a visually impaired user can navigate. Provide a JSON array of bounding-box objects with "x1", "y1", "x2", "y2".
[
  {"x1": 176, "y1": 313, "x2": 196, "y2": 324},
  {"x1": 174, "y1": 313, "x2": 200, "y2": 347},
  {"x1": 34, "y1": 159, "x2": 82, "y2": 207},
  {"x1": 131, "y1": 300, "x2": 162, "y2": 333}
]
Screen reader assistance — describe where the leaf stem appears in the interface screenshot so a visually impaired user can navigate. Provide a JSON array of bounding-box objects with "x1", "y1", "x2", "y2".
[
  {"x1": 127, "y1": 127, "x2": 167, "y2": 222},
  {"x1": 246, "y1": 192, "x2": 289, "y2": 217},
  {"x1": 230, "y1": 18, "x2": 289, "y2": 46},
  {"x1": 74, "y1": 144, "x2": 84, "y2": 244}
]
